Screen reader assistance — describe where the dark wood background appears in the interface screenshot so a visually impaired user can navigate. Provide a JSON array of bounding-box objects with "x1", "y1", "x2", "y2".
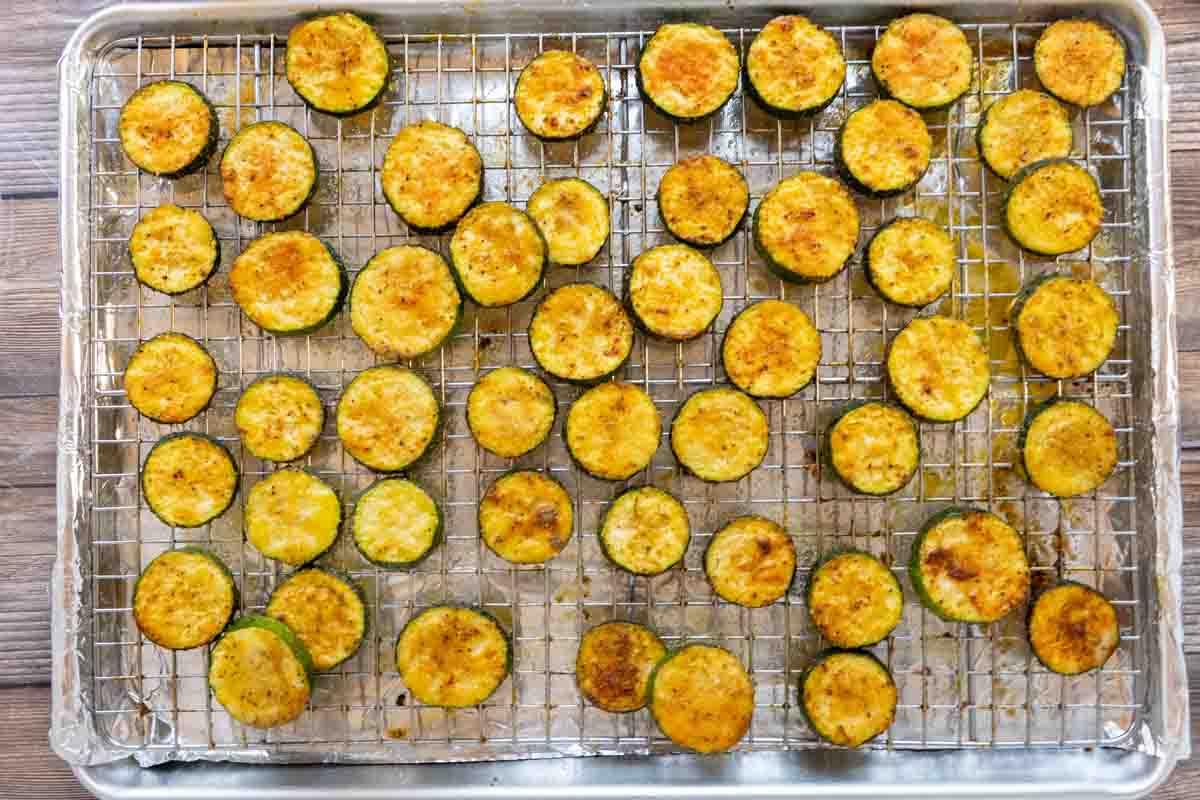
[{"x1": 2, "y1": 0, "x2": 1198, "y2": 795}]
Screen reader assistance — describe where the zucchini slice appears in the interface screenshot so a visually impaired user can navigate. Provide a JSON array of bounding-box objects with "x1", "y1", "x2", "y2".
[
  {"x1": 245, "y1": 469, "x2": 342, "y2": 567},
  {"x1": 977, "y1": 90, "x2": 1073, "y2": 180},
  {"x1": 745, "y1": 15, "x2": 845, "y2": 118},
  {"x1": 123, "y1": 332, "x2": 217, "y2": 424},
  {"x1": 648, "y1": 644, "x2": 753, "y2": 753},
  {"x1": 1034, "y1": 19, "x2": 1127, "y2": 108},
  {"x1": 753, "y1": 172, "x2": 860, "y2": 283},
  {"x1": 118, "y1": 80, "x2": 218, "y2": 177},
  {"x1": 220, "y1": 121, "x2": 317, "y2": 222},
  {"x1": 627, "y1": 244, "x2": 723, "y2": 341},
  {"x1": 395, "y1": 607, "x2": 511, "y2": 708},
  {"x1": 514, "y1": 50, "x2": 607, "y2": 141},
  {"x1": 565, "y1": 381, "x2": 661, "y2": 481},
  {"x1": 637, "y1": 23, "x2": 740, "y2": 122},
  {"x1": 656, "y1": 155, "x2": 749, "y2": 248},
  {"x1": 133, "y1": 547, "x2": 237, "y2": 650},
  {"x1": 230, "y1": 231, "x2": 347, "y2": 336},
  {"x1": 827, "y1": 401, "x2": 920, "y2": 496},
  {"x1": 1010, "y1": 274, "x2": 1118, "y2": 379},
  {"x1": 336, "y1": 366, "x2": 440, "y2": 473},
  {"x1": 671, "y1": 387, "x2": 768, "y2": 483},
  {"x1": 349, "y1": 245, "x2": 462, "y2": 359},
  {"x1": 526, "y1": 178, "x2": 610, "y2": 266},
  {"x1": 234, "y1": 373, "x2": 325, "y2": 463},
  {"x1": 808, "y1": 552, "x2": 903, "y2": 648},
  {"x1": 528, "y1": 283, "x2": 635, "y2": 384},
  {"x1": 141, "y1": 433, "x2": 239, "y2": 529},
  {"x1": 864, "y1": 217, "x2": 955, "y2": 307},
  {"x1": 209, "y1": 615, "x2": 314, "y2": 729},
  {"x1": 352, "y1": 477, "x2": 442, "y2": 568},
  {"x1": 705, "y1": 515, "x2": 796, "y2": 608},
  {"x1": 598, "y1": 486, "x2": 690, "y2": 576},
  {"x1": 266, "y1": 567, "x2": 367, "y2": 671},
  {"x1": 835, "y1": 99, "x2": 932, "y2": 198},
  {"x1": 129, "y1": 205, "x2": 220, "y2": 295},
  {"x1": 466, "y1": 366, "x2": 557, "y2": 459},
  {"x1": 1028, "y1": 582, "x2": 1120, "y2": 675},
  {"x1": 871, "y1": 14, "x2": 973, "y2": 111},
  {"x1": 449, "y1": 202, "x2": 547, "y2": 307},
  {"x1": 800, "y1": 650, "x2": 897, "y2": 748},
  {"x1": 285, "y1": 12, "x2": 390, "y2": 117},
  {"x1": 479, "y1": 470, "x2": 574, "y2": 564},
  {"x1": 1021, "y1": 399, "x2": 1117, "y2": 498},
  {"x1": 887, "y1": 316, "x2": 990, "y2": 423},
  {"x1": 909, "y1": 507, "x2": 1030, "y2": 624},
  {"x1": 381, "y1": 121, "x2": 483, "y2": 232},
  {"x1": 1003, "y1": 159, "x2": 1104, "y2": 256},
  {"x1": 721, "y1": 300, "x2": 821, "y2": 399},
  {"x1": 576, "y1": 621, "x2": 667, "y2": 713}
]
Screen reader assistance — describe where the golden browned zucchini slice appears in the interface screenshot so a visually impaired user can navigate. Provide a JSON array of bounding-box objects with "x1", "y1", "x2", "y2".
[
  {"x1": 478, "y1": 470, "x2": 574, "y2": 565},
  {"x1": 1003, "y1": 159, "x2": 1103, "y2": 256},
  {"x1": 220, "y1": 121, "x2": 317, "y2": 222},
  {"x1": 244, "y1": 469, "x2": 341, "y2": 566},
  {"x1": 671, "y1": 387, "x2": 768, "y2": 482},
  {"x1": 575, "y1": 621, "x2": 667, "y2": 712},
  {"x1": 266, "y1": 567, "x2": 367, "y2": 671},
  {"x1": 528, "y1": 283, "x2": 634, "y2": 384},
  {"x1": 395, "y1": 607, "x2": 511, "y2": 707},
  {"x1": 286, "y1": 12, "x2": 390, "y2": 116},
  {"x1": 565, "y1": 381, "x2": 661, "y2": 481},
  {"x1": 1010, "y1": 274, "x2": 1118, "y2": 379},
  {"x1": 721, "y1": 300, "x2": 821, "y2": 398},
  {"x1": 514, "y1": 50, "x2": 607, "y2": 140},
  {"x1": 887, "y1": 316, "x2": 990, "y2": 423},
  {"x1": 466, "y1": 367, "x2": 557, "y2": 459},
  {"x1": 1021, "y1": 399, "x2": 1117, "y2": 497},
  {"x1": 336, "y1": 366, "x2": 439, "y2": 472},
  {"x1": 598, "y1": 486, "x2": 690, "y2": 576},
  {"x1": 638, "y1": 24, "x2": 740, "y2": 121},
  {"x1": 381, "y1": 121, "x2": 482, "y2": 232},
  {"x1": 807, "y1": 552, "x2": 903, "y2": 648},
  {"x1": 745, "y1": 15, "x2": 845, "y2": 117},
  {"x1": 656, "y1": 155, "x2": 749, "y2": 248},
  {"x1": 827, "y1": 401, "x2": 920, "y2": 496},
  {"x1": 648, "y1": 644, "x2": 753, "y2": 752},
  {"x1": 449, "y1": 202, "x2": 547, "y2": 307},
  {"x1": 800, "y1": 650, "x2": 896, "y2": 747},
  {"x1": 229, "y1": 231, "x2": 346, "y2": 335},
  {"x1": 627, "y1": 244, "x2": 723, "y2": 341},
  {"x1": 871, "y1": 13, "x2": 973, "y2": 110},
  {"x1": 349, "y1": 245, "x2": 462, "y2": 359},
  {"x1": 1028, "y1": 582, "x2": 1120, "y2": 674},
  {"x1": 141, "y1": 433, "x2": 239, "y2": 528},
  {"x1": 977, "y1": 90, "x2": 1073, "y2": 180},
  {"x1": 129, "y1": 205, "x2": 220, "y2": 295},
  {"x1": 124, "y1": 333, "x2": 217, "y2": 424},
  {"x1": 118, "y1": 80, "x2": 218, "y2": 177},
  {"x1": 526, "y1": 178, "x2": 610, "y2": 266},
  {"x1": 836, "y1": 99, "x2": 932, "y2": 197},
  {"x1": 209, "y1": 615, "x2": 313, "y2": 728},
  {"x1": 133, "y1": 547, "x2": 237, "y2": 650},
  {"x1": 352, "y1": 478, "x2": 442, "y2": 568},
  {"x1": 1034, "y1": 19, "x2": 1126, "y2": 108},
  {"x1": 753, "y1": 172, "x2": 860, "y2": 283},
  {"x1": 705, "y1": 515, "x2": 796, "y2": 607},
  {"x1": 234, "y1": 374, "x2": 325, "y2": 463},
  {"x1": 864, "y1": 217, "x2": 955, "y2": 307}
]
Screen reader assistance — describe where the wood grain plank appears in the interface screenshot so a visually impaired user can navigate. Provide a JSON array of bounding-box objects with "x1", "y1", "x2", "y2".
[
  {"x1": 0, "y1": 486, "x2": 56, "y2": 686},
  {"x1": 0, "y1": 196, "x2": 60, "y2": 397},
  {"x1": 0, "y1": 396, "x2": 58, "y2": 489},
  {"x1": 1165, "y1": 0, "x2": 1200, "y2": 153},
  {"x1": 0, "y1": 685, "x2": 91, "y2": 799}
]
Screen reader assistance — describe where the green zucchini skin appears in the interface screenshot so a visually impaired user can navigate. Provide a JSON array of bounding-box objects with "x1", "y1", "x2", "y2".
[
  {"x1": 118, "y1": 80, "x2": 219, "y2": 178},
  {"x1": 975, "y1": 90, "x2": 1073, "y2": 181},
  {"x1": 528, "y1": 283, "x2": 635, "y2": 385},
  {"x1": 597, "y1": 486, "x2": 690, "y2": 576},
  {"x1": 123, "y1": 332, "x2": 219, "y2": 425},
  {"x1": 834, "y1": 99, "x2": 932, "y2": 198},
  {"x1": 1019, "y1": 398, "x2": 1117, "y2": 498},
  {"x1": 132, "y1": 546, "x2": 239, "y2": 650},
  {"x1": 870, "y1": 14, "x2": 973, "y2": 112},
  {"x1": 862, "y1": 217, "x2": 955, "y2": 308},
  {"x1": 798, "y1": 649, "x2": 897, "y2": 747},
  {"x1": 229, "y1": 231, "x2": 348, "y2": 336},
  {"x1": 208, "y1": 614, "x2": 315, "y2": 729},
  {"x1": 394, "y1": 606, "x2": 513, "y2": 708},
  {"x1": 1002, "y1": 158, "x2": 1104, "y2": 257},
  {"x1": 266, "y1": 566, "x2": 368, "y2": 672},
  {"x1": 647, "y1": 643, "x2": 754, "y2": 752},
  {"x1": 637, "y1": 24, "x2": 740, "y2": 123},
  {"x1": 1008, "y1": 273, "x2": 1119, "y2": 380},
  {"x1": 824, "y1": 400, "x2": 920, "y2": 496},
  {"x1": 575, "y1": 621, "x2": 667, "y2": 713},
  {"x1": 335, "y1": 366, "x2": 441, "y2": 473},
  {"x1": 128, "y1": 205, "x2": 221, "y2": 296},
  {"x1": 140, "y1": 432, "x2": 240, "y2": 529},
  {"x1": 744, "y1": 15, "x2": 845, "y2": 119},
  {"x1": 234, "y1": 373, "x2": 326, "y2": 463},
  {"x1": 514, "y1": 50, "x2": 607, "y2": 141},
  {"x1": 804, "y1": 550, "x2": 903, "y2": 648},
  {"x1": 285, "y1": 12, "x2": 391, "y2": 117},
  {"x1": 1027, "y1": 581, "x2": 1120, "y2": 675},
  {"x1": 351, "y1": 477, "x2": 443, "y2": 569},
  {"x1": 1033, "y1": 19, "x2": 1127, "y2": 109},
  {"x1": 219, "y1": 121, "x2": 318, "y2": 223}
]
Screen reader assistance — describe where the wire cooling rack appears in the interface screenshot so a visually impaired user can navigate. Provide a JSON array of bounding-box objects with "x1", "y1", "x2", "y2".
[{"x1": 82, "y1": 20, "x2": 1141, "y2": 760}]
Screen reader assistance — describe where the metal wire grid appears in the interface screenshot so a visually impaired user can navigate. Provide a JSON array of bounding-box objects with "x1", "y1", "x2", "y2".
[{"x1": 81, "y1": 19, "x2": 1141, "y2": 759}]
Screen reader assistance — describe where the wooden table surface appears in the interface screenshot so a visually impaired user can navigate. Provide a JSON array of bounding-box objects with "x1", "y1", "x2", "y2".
[{"x1": 3, "y1": 1, "x2": 1199, "y2": 796}]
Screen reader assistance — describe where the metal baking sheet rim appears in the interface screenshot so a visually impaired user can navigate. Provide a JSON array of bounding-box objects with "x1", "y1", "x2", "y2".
[{"x1": 51, "y1": 0, "x2": 1186, "y2": 796}]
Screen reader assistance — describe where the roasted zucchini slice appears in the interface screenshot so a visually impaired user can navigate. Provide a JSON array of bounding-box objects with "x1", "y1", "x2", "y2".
[
  {"x1": 909, "y1": 507, "x2": 1030, "y2": 624},
  {"x1": 514, "y1": 50, "x2": 607, "y2": 141},
  {"x1": 836, "y1": 99, "x2": 932, "y2": 198},
  {"x1": 528, "y1": 283, "x2": 634, "y2": 383},
  {"x1": 800, "y1": 650, "x2": 897, "y2": 748},
  {"x1": 479, "y1": 470, "x2": 574, "y2": 564},
  {"x1": 449, "y1": 202, "x2": 547, "y2": 307},
  {"x1": 230, "y1": 231, "x2": 347, "y2": 336},
  {"x1": 576, "y1": 621, "x2": 667, "y2": 713},
  {"x1": 705, "y1": 515, "x2": 796, "y2": 608},
  {"x1": 1010, "y1": 274, "x2": 1118, "y2": 379},
  {"x1": 466, "y1": 367, "x2": 557, "y2": 459},
  {"x1": 209, "y1": 615, "x2": 314, "y2": 729},
  {"x1": 1034, "y1": 19, "x2": 1126, "y2": 108},
  {"x1": 565, "y1": 381, "x2": 661, "y2": 481},
  {"x1": 745, "y1": 15, "x2": 845, "y2": 118},
  {"x1": 124, "y1": 332, "x2": 217, "y2": 424},
  {"x1": 753, "y1": 172, "x2": 860, "y2": 283},
  {"x1": 349, "y1": 245, "x2": 462, "y2": 359},
  {"x1": 637, "y1": 23, "x2": 740, "y2": 122},
  {"x1": 336, "y1": 366, "x2": 439, "y2": 473},
  {"x1": 352, "y1": 477, "x2": 442, "y2": 568},
  {"x1": 1028, "y1": 582, "x2": 1120, "y2": 675},
  {"x1": 245, "y1": 469, "x2": 341, "y2": 566},
  {"x1": 598, "y1": 486, "x2": 690, "y2": 576},
  {"x1": 235, "y1": 374, "x2": 325, "y2": 463},
  {"x1": 887, "y1": 316, "x2": 990, "y2": 423},
  {"x1": 656, "y1": 155, "x2": 749, "y2": 248},
  {"x1": 807, "y1": 552, "x2": 903, "y2": 648},
  {"x1": 220, "y1": 121, "x2": 317, "y2": 222},
  {"x1": 395, "y1": 606, "x2": 511, "y2": 708},
  {"x1": 721, "y1": 300, "x2": 821, "y2": 399},
  {"x1": 871, "y1": 14, "x2": 973, "y2": 110},
  {"x1": 671, "y1": 387, "x2": 768, "y2": 483},
  {"x1": 133, "y1": 547, "x2": 237, "y2": 650},
  {"x1": 1021, "y1": 399, "x2": 1117, "y2": 497},
  {"x1": 381, "y1": 121, "x2": 482, "y2": 232},
  {"x1": 141, "y1": 433, "x2": 239, "y2": 528},
  {"x1": 627, "y1": 244, "x2": 723, "y2": 341},
  {"x1": 827, "y1": 401, "x2": 920, "y2": 496},
  {"x1": 286, "y1": 12, "x2": 390, "y2": 116},
  {"x1": 118, "y1": 80, "x2": 218, "y2": 177},
  {"x1": 977, "y1": 90, "x2": 1073, "y2": 180},
  {"x1": 129, "y1": 205, "x2": 219, "y2": 295},
  {"x1": 266, "y1": 567, "x2": 367, "y2": 671},
  {"x1": 527, "y1": 178, "x2": 610, "y2": 266},
  {"x1": 1004, "y1": 159, "x2": 1104, "y2": 256},
  {"x1": 648, "y1": 644, "x2": 753, "y2": 753},
  {"x1": 864, "y1": 217, "x2": 955, "y2": 307}
]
